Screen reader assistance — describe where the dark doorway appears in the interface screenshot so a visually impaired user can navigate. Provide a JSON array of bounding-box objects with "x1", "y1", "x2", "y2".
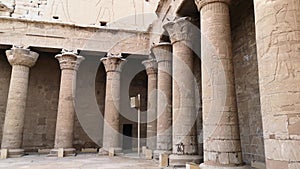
[{"x1": 123, "y1": 124, "x2": 133, "y2": 152}]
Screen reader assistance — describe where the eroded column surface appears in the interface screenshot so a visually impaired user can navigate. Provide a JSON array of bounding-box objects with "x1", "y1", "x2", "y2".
[
  {"x1": 163, "y1": 17, "x2": 201, "y2": 166},
  {"x1": 142, "y1": 58, "x2": 158, "y2": 151},
  {"x1": 1, "y1": 47, "x2": 39, "y2": 157},
  {"x1": 151, "y1": 43, "x2": 172, "y2": 156},
  {"x1": 101, "y1": 53, "x2": 126, "y2": 154},
  {"x1": 253, "y1": 0, "x2": 300, "y2": 168},
  {"x1": 51, "y1": 51, "x2": 84, "y2": 156},
  {"x1": 195, "y1": 0, "x2": 245, "y2": 168}
]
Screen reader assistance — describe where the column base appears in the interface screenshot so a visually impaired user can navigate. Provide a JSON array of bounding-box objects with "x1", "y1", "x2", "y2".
[
  {"x1": 1, "y1": 149, "x2": 24, "y2": 158},
  {"x1": 98, "y1": 147, "x2": 123, "y2": 156},
  {"x1": 153, "y1": 150, "x2": 172, "y2": 160},
  {"x1": 49, "y1": 148, "x2": 76, "y2": 157},
  {"x1": 169, "y1": 154, "x2": 202, "y2": 167},
  {"x1": 199, "y1": 164, "x2": 250, "y2": 169}
]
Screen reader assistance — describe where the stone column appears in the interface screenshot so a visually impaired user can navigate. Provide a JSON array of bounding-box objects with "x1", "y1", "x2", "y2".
[
  {"x1": 1, "y1": 47, "x2": 39, "y2": 157},
  {"x1": 142, "y1": 58, "x2": 158, "y2": 151},
  {"x1": 51, "y1": 51, "x2": 84, "y2": 156},
  {"x1": 253, "y1": 1, "x2": 300, "y2": 168},
  {"x1": 195, "y1": 0, "x2": 246, "y2": 168},
  {"x1": 163, "y1": 18, "x2": 201, "y2": 166},
  {"x1": 151, "y1": 43, "x2": 173, "y2": 158},
  {"x1": 100, "y1": 53, "x2": 126, "y2": 154}
]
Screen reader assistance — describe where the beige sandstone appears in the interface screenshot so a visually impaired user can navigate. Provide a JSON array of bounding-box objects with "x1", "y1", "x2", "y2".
[
  {"x1": 1, "y1": 47, "x2": 39, "y2": 158},
  {"x1": 51, "y1": 51, "x2": 84, "y2": 157},
  {"x1": 151, "y1": 42, "x2": 173, "y2": 155},
  {"x1": 142, "y1": 59, "x2": 158, "y2": 151},
  {"x1": 101, "y1": 53, "x2": 126, "y2": 154}
]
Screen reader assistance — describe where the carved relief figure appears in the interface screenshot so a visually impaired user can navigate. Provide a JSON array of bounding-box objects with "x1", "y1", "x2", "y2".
[{"x1": 266, "y1": 4, "x2": 295, "y2": 81}]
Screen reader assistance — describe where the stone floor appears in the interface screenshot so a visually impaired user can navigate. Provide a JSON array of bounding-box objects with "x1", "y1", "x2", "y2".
[{"x1": 0, "y1": 153, "x2": 161, "y2": 169}]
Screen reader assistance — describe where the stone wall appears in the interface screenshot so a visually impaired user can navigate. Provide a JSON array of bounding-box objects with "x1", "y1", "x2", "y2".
[{"x1": 230, "y1": 0, "x2": 265, "y2": 164}]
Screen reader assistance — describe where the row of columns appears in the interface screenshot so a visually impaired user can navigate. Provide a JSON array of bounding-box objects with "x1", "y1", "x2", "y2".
[
  {"x1": 0, "y1": 47, "x2": 127, "y2": 157},
  {"x1": 142, "y1": 0, "x2": 299, "y2": 168}
]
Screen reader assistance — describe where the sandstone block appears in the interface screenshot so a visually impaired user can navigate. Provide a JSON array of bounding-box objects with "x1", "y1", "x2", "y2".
[{"x1": 0, "y1": 149, "x2": 8, "y2": 159}]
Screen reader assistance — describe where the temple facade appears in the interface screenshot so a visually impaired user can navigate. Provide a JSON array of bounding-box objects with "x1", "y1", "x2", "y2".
[{"x1": 0, "y1": 0, "x2": 299, "y2": 168}]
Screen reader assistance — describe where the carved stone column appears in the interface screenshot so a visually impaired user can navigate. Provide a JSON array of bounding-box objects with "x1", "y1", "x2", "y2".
[
  {"x1": 142, "y1": 58, "x2": 158, "y2": 151},
  {"x1": 50, "y1": 51, "x2": 84, "y2": 156},
  {"x1": 195, "y1": 0, "x2": 246, "y2": 168},
  {"x1": 100, "y1": 53, "x2": 126, "y2": 154},
  {"x1": 1, "y1": 47, "x2": 39, "y2": 157},
  {"x1": 151, "y1": 43, "x2": 173, "y2": 158},
  {"x1": 163, "y1": 17, "x2": 201, "y2": 166},
  {"x1": 253, "y1": 1, "x2": 300, "y2": 168}
]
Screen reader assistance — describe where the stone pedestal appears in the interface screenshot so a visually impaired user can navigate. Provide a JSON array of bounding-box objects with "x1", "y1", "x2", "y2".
[
  {"x1": 100, "y1": 53, "x2": 126, "y2": 154},
  {"x1": 50, "y1": 51, "x2": 84, "y2": 157},
  {"x1": 163, "y1": 17, "x2": 201, "y2": 166},
  {"x1": 253, "y1": 0, "x2": 300, "y2": 168},
  {"x1": 195, "y1": 0, "x2": 245, "y2": 168},
  {"x1": 1, "y1": 47, "x2": 39, "y2": 158},
  {"x1": 151, "y1": 42, "x2": 173, "y2": 158},
  {"x1": 142, "y1": 59, "x2": 157, "y2": 151}
]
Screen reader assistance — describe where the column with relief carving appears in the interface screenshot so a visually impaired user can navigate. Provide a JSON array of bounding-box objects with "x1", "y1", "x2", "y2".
[
  {"x1": 151, "y1": 43, "x2": 173, "y2": 158},
  {"x1": 163, "y1": 17, "x2": 201, "y2": 166},
  {"x1": 195, "y1": 0, "x2": 247, "y2": 168},
  {"x1": 142, "y1": 58, "x2": 158, "y2": 151},
  {"x1": 50, "y1": 51, "x2": 84, "y2": 157},
  {"x1": 1, "y1": 47, "x2": 39, "y2": 158},
  {"x1": 253, "y1": 0, "x2": 300, "y2": 168},
  {"x1": 100, "y1": 53, "x2": 126, "y2": 155}
]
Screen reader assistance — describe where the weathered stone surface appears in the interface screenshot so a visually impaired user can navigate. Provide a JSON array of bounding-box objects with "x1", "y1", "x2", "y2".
[
  {"x1": 163, "y1": 17, "x2": 198, "y2": 156},
  {"x1": 151, "y1": 42, "x2": 172, "y2": 153},
  {"x1": 159, "y1": 153, "x2": 169, "y2": 167},
  {"x1": 142, "y1": 59, "x2": 157, "y2": 151},
  {"x1": 1, "y1": 47, "x2": 39, "y2": 158},
  {"x1": 101, "y1": 53, "x2": 126, "y2": 152},
  {"x1": 230, "y1": 0, "x2": 265, "y2": 164},
  {"x1": 196, "y1": 0, "x2": 244, "y2": 167},
  {"x1": 52, "y1": 51, "x2": 84, "y2": 156},
  {"x1": 253, "y1": 0, "x2": 300, "y2": 168}
]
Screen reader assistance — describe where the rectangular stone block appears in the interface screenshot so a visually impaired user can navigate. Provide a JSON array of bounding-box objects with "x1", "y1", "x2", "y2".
[
  {"x1": 109, "y1": 148, "x2": 114, "y2": 157},
  {"x1": 186, "y1": 162, "x2": 200, "y2": 169},
  {"x1": 145, "y1": 149, "x2": 152, "y2": 160},
  {"x1": 251, "y1": 161, "x2": 266, "y2": 169},
  {"x1": 81, "y1": 148, "x2": 98, "y2": 153},
  {"x1": 142, "y1": 146, "x2": 147, "y2": 155},
  {"x1": 38, "y1": 149, "x2": 51, "y2": 154},
  {"x1": 0, "y1": 149, "x2": 8, "y2": 159},
  {"x1": 159, "y1": 153, "x2": 169, "y2": 167},
  {"x1": 57, "y1": 148, "x2": 64, "y2": 157}
]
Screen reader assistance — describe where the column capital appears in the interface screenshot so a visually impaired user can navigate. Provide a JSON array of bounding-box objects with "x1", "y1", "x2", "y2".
[
  {"x1": 101, "y1": 53, "x2": 126, "y2": 73},
  {"x1": 6, "y1": 47, "x2": 39, "y2": 67},
  {"x1": 55, "y1": 50, "x2": 84, "y2": 71},
  {"x1": 151, "y1": 42, "x2": 172, "y2": 63},
  {"x1": 163, "y1": 17, "x2": 199, "y2": 45},
  {"x1": 195, "y1": 0, "x2": 231, "y2": 11},
  {"x1": 142, "y1": 59, "x2": 158, "y2": 75}
]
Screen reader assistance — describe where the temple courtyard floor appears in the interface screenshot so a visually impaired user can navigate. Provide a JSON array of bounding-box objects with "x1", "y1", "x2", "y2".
[{"x1": 0, "y1": 153, "x2": 164, "y2": 169}]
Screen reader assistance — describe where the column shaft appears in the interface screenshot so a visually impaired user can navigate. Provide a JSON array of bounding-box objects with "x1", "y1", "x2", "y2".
[
  {"x1": 1, "y1": 65, "x2": 30, "y2": 149},
  {"x1": 163, "y1": 17, "x2": 201, "y2": 166},
  {"x1": 1, "y1": 48, "x2": 38, "y2": 158},
  {"x1": 142, "y1": 59, "x2": 158, "y2": 151},
  {"x1": 253, "y1": 0, "x2": 300, "y2": 168},
  {"x1": 51, "y1": 51, "x2": 84, "y2": 156},
  {"x1": 152, "y1": 43, "x2": 172, "y2": 154},
  {"x1": 196, "y1": 0, "x2": 245, "y2": 167},
  {"x1": 100, "y1": 54, "x2": 126, "y2": 154},
  {"x1": 54, "y1": 69, "x2": 77, "y2": 148},
  {"x1": 103, "y1": 71, "x2": 122, "y2": 149}
]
